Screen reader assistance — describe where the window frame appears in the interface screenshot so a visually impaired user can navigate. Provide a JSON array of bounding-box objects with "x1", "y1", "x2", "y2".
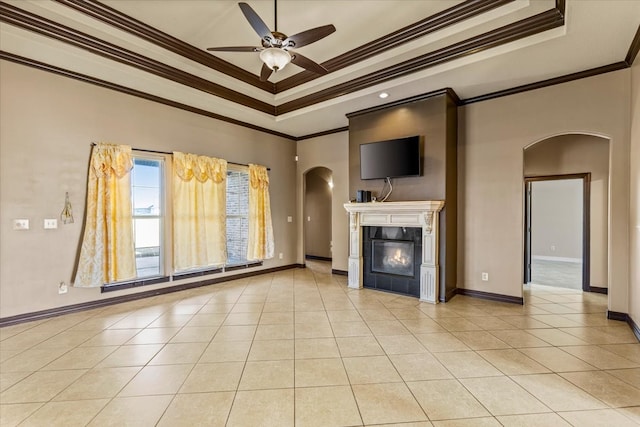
[
  {"x1": 102, "y1": 151, "x2": 171, "y2": 292},
  {"x1": 101, "y1": 153, "x2": 262, "y2": 293}
]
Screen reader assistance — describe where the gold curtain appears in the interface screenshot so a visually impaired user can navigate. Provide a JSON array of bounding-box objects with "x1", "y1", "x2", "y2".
[
  {"x1": 173, "y1": 152, "x2": 227, "y2": 271},
  {"x1": 247, "y1": 164, "x2": 274, "y2": 261},
  {"x1": 74, "y1": 143, "x2": 136, "y2": 287}
]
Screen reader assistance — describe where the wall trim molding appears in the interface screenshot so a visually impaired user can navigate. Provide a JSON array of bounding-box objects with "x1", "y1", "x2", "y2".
[
  {"x1": 347, "y1": 88, "x2": 458, "y2": 118},
  {"x1": 277, "y1": 6, "x2": 565, "y2": 115},
  {"x1": 625, "y1": 23, "x2": 640, "y2": 65},
  {"x1": 604, "y1": 312, "x2": 639, "y2": 342},
  {"x1": 607, "y1": 311, "x2": 628, "y2": 321},
  {"x1": 627, "y1": 315, "x2": 640, "y2": 342},
  {"x1": 305, "y1": 255, "x2": 332, "y2": 262},
  {"x1": 296, "y1": 127, "x2": 349, "y2": 141},
  {"x1": 1, "y1": 2, "x2": 633, "y2": 139},
  {"x1": 55, "y1": 0, "x2": 514, "y2": 94},
  {"x1": 442, "y1": 287, "x2": 458, "y2": 303},
  {"x1": 3, "y1": 0, "x2": 565, "y2": 116},
  {"x1": 54, "y1": 0, "x2": 275, "y2": 93},
  {"x1": 332, "y1": 269, "x2": 348, "y2": 276},
  {"x1": 461, "y1": 62, "x2": 628, "y2": 105},
  {"x1": 456, "y1": 288, "x2": 524, "y2": 305},
  {"x1": 0, "y1": 51, "x2": 295, "y2": 140},
  {"x1": 588, "y1": 286, "x2": 608, "y2": 295},
  {"x1": 0, "y1": 2, "x2": 275, "y2": 115},
  {"x1": 275, "y1": 0, "x2": 515, "y2": 92},
  {"x1": 0, "y1": 264, "x2": 299, "y2": 328}
]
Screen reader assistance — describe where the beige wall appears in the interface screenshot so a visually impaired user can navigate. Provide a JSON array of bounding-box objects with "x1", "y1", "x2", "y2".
[
  {"x1": 0, "y1": 61, "x2": 297, "y2": 318},
  {"x1": 630, "y1": 60, "x2": 640, "y2": 323},
  {"x1": 296, "y1": 132, "x2": 350, "y2": 272},
  {"x1": 524, "y1": 134, "x2": 610, "y2": 287},
  {"x1": 459, "y1": 70, "x2": 630, "y2": 311},
  {"x1": 304, "y1": 167, "x2": 332, "y2": 258}
]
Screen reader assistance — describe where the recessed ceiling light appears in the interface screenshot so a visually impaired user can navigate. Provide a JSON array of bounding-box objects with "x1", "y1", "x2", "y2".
[{"x1": 379, "y1": 92, "x2": 389, "y2": 99}]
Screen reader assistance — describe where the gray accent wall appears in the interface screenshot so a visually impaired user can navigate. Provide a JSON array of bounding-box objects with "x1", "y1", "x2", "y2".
[{"x1": 347, "y1": 93, "x2": 458, "y2": 300}]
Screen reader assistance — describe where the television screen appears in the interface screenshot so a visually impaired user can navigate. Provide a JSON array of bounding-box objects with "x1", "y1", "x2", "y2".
[{"x1": 360, "y1": 136, "x2": 421, "y2": 180}]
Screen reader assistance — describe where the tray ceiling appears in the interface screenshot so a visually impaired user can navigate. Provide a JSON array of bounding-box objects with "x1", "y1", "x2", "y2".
[{"x1": 1, "y1": 0, "x2": 639, "y2": 138}]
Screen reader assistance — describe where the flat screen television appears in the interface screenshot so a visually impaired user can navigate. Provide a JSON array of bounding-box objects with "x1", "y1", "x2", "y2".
[{"x1": 360, "y1": 136, "x2": 421, "y2": 180}]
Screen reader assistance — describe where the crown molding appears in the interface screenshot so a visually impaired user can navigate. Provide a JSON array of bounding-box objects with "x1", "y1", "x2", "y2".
[
  {"x1": 1, "y1": 0, "x2": 565, "y2": 116},
  {"x1": 54, "y1": 0, "x2": 275, "y2": 93},
  {"x1": 279, "y1": 7, "x2": 563, "y2": 115},
  {"x1": 275, "y1": 0, "x2": 515, "y2": 92},
  {"x1": 625, "y1": 24, "x2": 640, "y2": 65},
  {"x1": 55, "y1": 0, "x2": 514, "y2": 94},
  {"x1": 0, "y1": 1, "x2": 275, "y2": 114},
  {"x1": 461, "y1": 62, "x2": 628, "y2": 105},
  {"x1": 0, "y1": 51, "x2": 294, "y2": 139}
]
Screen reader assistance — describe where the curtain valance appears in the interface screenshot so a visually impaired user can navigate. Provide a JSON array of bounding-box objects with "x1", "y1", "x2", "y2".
[
  {"x1": 249, "y1": 163, "x2": 270, "y2": 189},
  {"x1": 173, "y1": 152, "x2": 227, "y2": 183},
  {"x1": 90, "y1": 143, "x2": 133, "y2": 179}
]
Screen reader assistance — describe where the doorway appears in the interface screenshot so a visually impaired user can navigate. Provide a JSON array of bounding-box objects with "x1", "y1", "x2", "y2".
[
  {"x1": 304, "y1": 167, "x2": 333, "y2": 261},
  {"x1": 524, "y1": 174, "x2": 590, "y2": 291}
]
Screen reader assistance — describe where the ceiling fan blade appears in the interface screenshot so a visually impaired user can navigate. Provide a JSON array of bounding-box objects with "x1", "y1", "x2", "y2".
[
  {"x1": 239, "y1": 2, "x2": 273, "y2": 42},
  {"x1": 284, "y1": 24, "x2": 336, "y2": 49},
  {"x1": 290, "y1": 51, "x2": 329, "y2": 75},
  {"x1": 260, "y1": 63, "x2": 273, "y2": 81},
  {"x1": 206, "y1": 46, "x2": 259, "y2": 52}
]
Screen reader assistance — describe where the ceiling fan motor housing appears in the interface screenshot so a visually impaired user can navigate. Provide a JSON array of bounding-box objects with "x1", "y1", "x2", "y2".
[{"x1": 262, "y1": 31, "x2": 289, "y2": 48}]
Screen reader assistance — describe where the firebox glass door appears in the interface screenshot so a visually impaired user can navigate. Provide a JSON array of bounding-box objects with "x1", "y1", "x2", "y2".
[{"x1": 371, "y1": 239, "x2": 415, "y2": 277}]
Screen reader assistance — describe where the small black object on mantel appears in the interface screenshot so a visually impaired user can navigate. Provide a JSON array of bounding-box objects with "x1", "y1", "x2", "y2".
[{"x1": 356, "y1": 190, "x2": 372, "y2": 203}]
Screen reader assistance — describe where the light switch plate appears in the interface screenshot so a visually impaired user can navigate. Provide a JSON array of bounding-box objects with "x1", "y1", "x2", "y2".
[
  {"x1": 287, "y1": 216, "x2": 293, "y2": 223},
  {"x1": 13, "y1": 219, "x2": 29, "y2": 230}
]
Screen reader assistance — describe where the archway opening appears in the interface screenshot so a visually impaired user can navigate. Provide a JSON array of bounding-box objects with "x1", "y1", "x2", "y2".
[
  {"x1": 304, "y1": 167, "x2": 333, "y2": 262},
  {"x1": 523, "y1": 133, "x2": 610, "y2": 294}
]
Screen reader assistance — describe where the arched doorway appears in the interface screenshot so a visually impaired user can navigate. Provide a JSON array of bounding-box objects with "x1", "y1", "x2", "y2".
[
  {"x1": 304, "y1": 167, "x2": 333, "y2": 262},
  {"x1": 523, "y1": 133, "x2": 610, "y2": 293}
]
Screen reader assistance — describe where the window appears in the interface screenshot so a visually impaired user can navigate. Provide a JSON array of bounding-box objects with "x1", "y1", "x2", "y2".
[
  {"x1": 131, "y1": 157, "x2": 164, "y2": 278},
  {"x1": 226, "y1": 168, "x2": 249, "y2": 266},
  {"x1": 101, "y1": 154, "x2": 261, "y2": 292}
]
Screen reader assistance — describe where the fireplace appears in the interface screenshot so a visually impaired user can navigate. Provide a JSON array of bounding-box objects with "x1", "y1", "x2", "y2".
[
  {"x1": 372, "y1": 240, "x2": 414, "y2": 277},
  {"x1": 343, "y1": 201, "x2": 444, "y2": 303},
  {"x1": 363, "y1": 227, "x2": 422, "y2": 296}
]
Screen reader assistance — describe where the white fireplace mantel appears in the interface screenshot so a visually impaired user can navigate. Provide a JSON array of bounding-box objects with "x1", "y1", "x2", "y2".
[{"x1": 344, "y1": 200, "x2": 445, "y2": 303}]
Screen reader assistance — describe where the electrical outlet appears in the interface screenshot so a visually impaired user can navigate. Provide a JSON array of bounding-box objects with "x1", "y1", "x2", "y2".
[
  {"x1": 550, "y1": 245, "x2": 556, "y2": 252},
  {"x1": 481, "y1": 272, "x2": 489, "y2": 281},
  {"x1": 279, "y1": 253, "x2": 283, "y2": 259},
  {"x1": 13, "y1": 219, "x2": 29, "y2": 230},
  {"x1": 44, "y1": 219, "x2": 58, "y2": 229},
  {"x1": 287, "y1": 216, "x2": 293, "y2": 223},
  {"x1": 307, "y1": 216, "x2": 311, "y2": 222},
  {"x1": 58, "y1": 281, "x2": 68, "y2": 294}
]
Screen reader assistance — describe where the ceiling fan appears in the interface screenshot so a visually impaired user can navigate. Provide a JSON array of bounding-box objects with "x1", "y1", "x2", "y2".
[{"x1": 206, "y1": 1, "x2": 336, "y2": 82}]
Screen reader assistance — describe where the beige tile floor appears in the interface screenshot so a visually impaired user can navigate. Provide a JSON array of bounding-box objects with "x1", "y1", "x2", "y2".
[{"x1": 1, "y1": 261, "x2": 639, "y2": 426}]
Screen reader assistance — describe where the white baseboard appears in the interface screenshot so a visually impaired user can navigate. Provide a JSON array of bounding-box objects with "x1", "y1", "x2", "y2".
[{"x1": 532, "y1": 255, "x2": 582, "y2": 263}]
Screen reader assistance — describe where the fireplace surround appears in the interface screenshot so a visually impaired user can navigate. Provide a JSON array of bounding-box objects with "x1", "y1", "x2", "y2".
[
  {"x1": 364, "y1": 227, "x2": 422, "y2": 296},
  {"x1": 344, "y1": 201, "x2": 444, "y2": 303}
]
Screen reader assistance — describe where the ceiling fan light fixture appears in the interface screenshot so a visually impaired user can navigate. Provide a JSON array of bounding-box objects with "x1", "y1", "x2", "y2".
[{"x1": 260, "y1": 47, "x2": 291, "y2": 72}]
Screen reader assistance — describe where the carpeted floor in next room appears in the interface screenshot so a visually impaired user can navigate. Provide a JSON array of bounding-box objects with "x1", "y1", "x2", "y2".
[{"x1": 1, "y1": 260, "x2": 639, "y2": 426}]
